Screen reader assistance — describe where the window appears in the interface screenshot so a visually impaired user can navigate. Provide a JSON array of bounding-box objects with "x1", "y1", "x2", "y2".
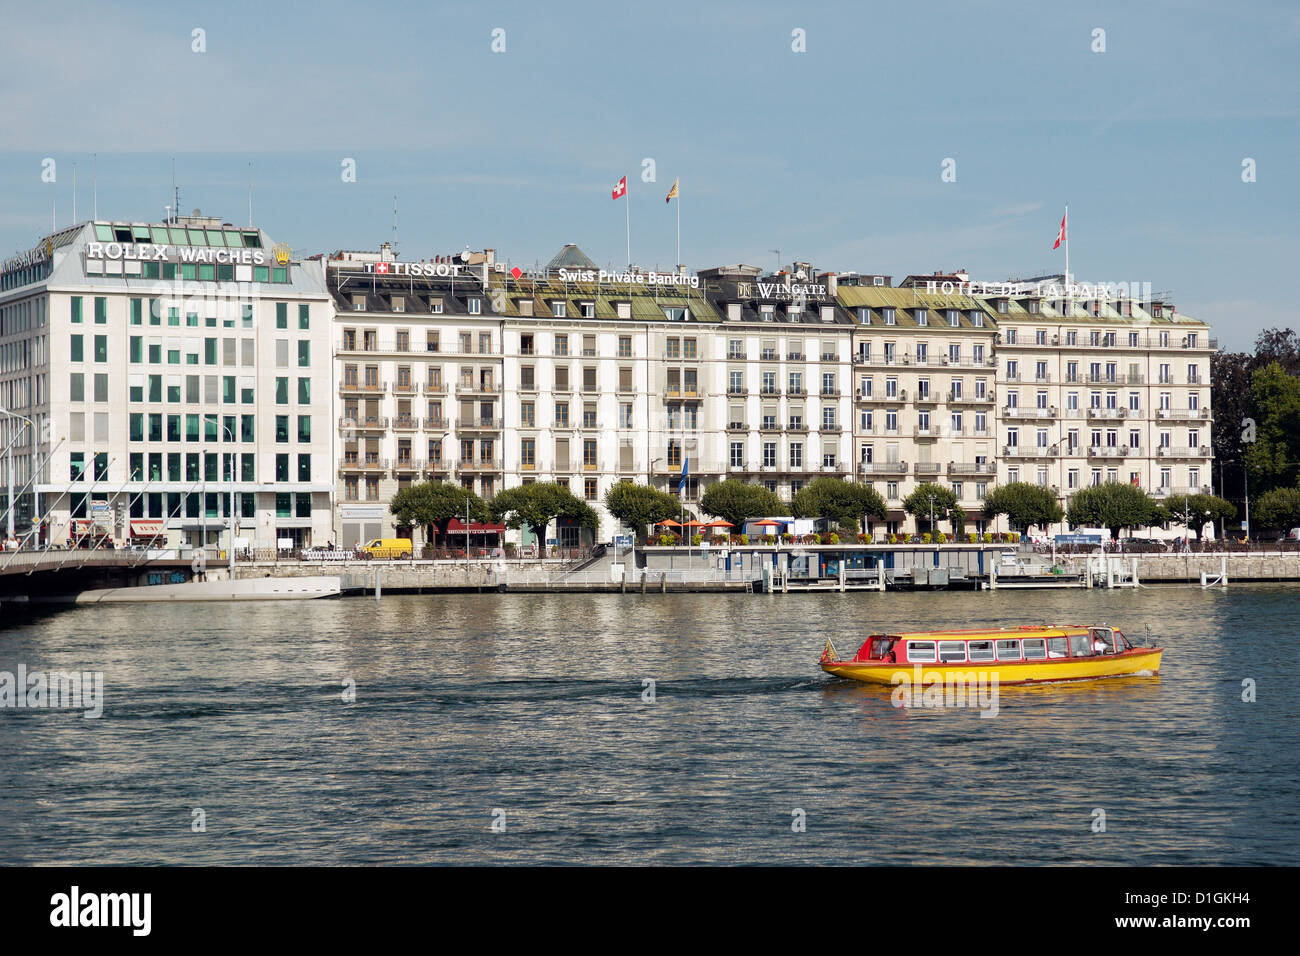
[
  {"x1": 907, "y1": 641, "x2": 936, "y2": 663},
  {"x1": 468, "y1": 298, "x2": 481, "y2": 315}
]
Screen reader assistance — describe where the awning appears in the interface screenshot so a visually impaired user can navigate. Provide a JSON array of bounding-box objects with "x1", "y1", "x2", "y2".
[
  {"x1": 444, "y1": 520, "x2": 505, "y2": 534},
  {"x1": 129, "y1": 520, "x2": 164, "y2": 536}
]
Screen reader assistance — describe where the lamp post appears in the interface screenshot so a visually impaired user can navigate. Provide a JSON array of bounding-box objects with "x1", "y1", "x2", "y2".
[
  {"x1": 221, "y1": 423, "x2": 236, "y2": 578},
  {"x1": 0, "y1": 408, "x2": 36, "y2": 544},
  {"x1": 926, "y1": 492, "x2": 936, "y2": 538}
]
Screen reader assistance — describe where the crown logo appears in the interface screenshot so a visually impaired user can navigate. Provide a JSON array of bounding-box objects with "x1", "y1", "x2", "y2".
[{"x1": 273, "y1": 242, "x2": 291, "y2": 266}]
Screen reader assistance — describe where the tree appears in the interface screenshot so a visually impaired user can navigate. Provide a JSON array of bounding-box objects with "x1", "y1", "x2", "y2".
[
  {"x1": 604, "y1": 482, "x2": 682, "y2": 541},
  {"x1": 1243, "y1": 362, "x2": 1300, "y2": 496},
  {"x1": 902, "y1": 482, "x2": 963, "y2": 534},
  {"x1": 790, "y1": 478, "x2": 886, "y2": 532},
  {"x1": 1162, "y1": 492, "x2": 1236, "y2": 536},
  {"x1": 1213, "y1": 329, "x2": 1300, "y2": 508},
  {"x1": 1066, "y1": 482, "x2": 1161, "y2": 539},
  {"x1": 698, "y1": 479, "x2": 785, "y2": 530},
  {"x1": 390, "y1": 480, "x2": 488, "y2": 551},
  {"x1": 1252, "y1": 487, "x2": 1300, "y2": 532},
  {"x1": 981, "y1": 482, "x2": 1065, "y2": 533},
  {"x1": 490, "y1": 482, "x2": 599, "y2": 557}
]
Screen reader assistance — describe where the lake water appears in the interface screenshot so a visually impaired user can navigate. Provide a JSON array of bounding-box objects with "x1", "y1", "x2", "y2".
[{"x1": 1, "y1": 586, "x2": 1296, "y2": 865}]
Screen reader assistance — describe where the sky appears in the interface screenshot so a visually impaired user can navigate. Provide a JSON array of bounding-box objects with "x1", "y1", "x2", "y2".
[{"x1": 1, "y1": 0, "x2": 1297, "y2": 350}]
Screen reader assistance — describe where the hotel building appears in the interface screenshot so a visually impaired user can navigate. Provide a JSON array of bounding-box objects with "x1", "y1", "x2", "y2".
[
  {"x1": 983, "y1": 277, "x2": 1214, "y2": 510},
  {"x1": 0, "y1": 215, "x2": 335, "y2": 548}
]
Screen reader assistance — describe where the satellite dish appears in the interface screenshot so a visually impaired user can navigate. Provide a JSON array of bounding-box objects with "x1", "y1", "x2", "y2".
[
  {"x1": 795, "y1": 269, "x2": 807, "y2": 280},
  {"x1": 459, "y1": 251, "x2": 470, "y2": 262}
]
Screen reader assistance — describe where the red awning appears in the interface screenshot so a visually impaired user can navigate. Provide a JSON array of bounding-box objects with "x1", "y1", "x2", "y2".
[
  {"x1": 129, "y1": 520, "x2": 164, "y2": 537},
  {"x1": 444, "y1": 520, "x2": 505, "y2": 534}
]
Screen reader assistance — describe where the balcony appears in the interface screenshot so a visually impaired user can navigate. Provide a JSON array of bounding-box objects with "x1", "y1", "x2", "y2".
[
  {"x1": 423, "y1": 460, "x2": 450, "y2": 476},
  {"x1": 915, "y1": 462, "x2": 943, "y2": 476},
  {"x1": 818, "y1": 462, "x2": 850, "y2": 474},
  {"x1": 726, "y1": 386, "x2": 748, "y2": 396},
  {"x1": 339, "y1": 415, "x2": 388, "y2": 433},
  {"x1": 820, "y1": 388, "x2": 841, "y2": 398},
  {"x1": 392, "y1": 381, "x2": 420, "y2": 396},
  {"x1": 424, "y1": 382, "x2": 448, "y2": 395},
  {"x1": 1156, "y1": 408, "x2": 1213, "y2": 421},
  {"x1": 460, "y1": 417, "x2": 503, "y2": 431},
  {"x1": 1157, "y1": 446, "x2": 1211, "y2": 459},
  {"x1": 726, "y1": 421, "x2": 748, "y2": 433},
  {"x1": 820, "y1": 353, "x2": 839, "y2": 362},
  {"x1": 339, "y1": 456, "x2": 390, "y2": 475},
  {"x1": 1087, "y1": 445, "x2": 1131, "y2": 459},
  {"x1": 786, "y1": 386, "x2": 807, "y2": 396},
  {"x1": 458, "y1": 458, "x2": 503, "y2": 472},
  {"x1": 663, "y1": 387, "x2": 704, "y2": 401},
  {"x1": 1002, "y1": 445, "x2": 1058, "y2": 459},
  {"x1": 821, "y1": 423, "x2": 843, "y2": 433},
  {"x1": 1003, "y1": 405, "x2": 1057, "y2": 420},
  {"x1": 425, "y1": 417, "x2": 450, "y2": 431},
  {"x1": 947, "y1": 462, "x2": 997, "y2": 476},
  {"x1": 786, "y1": 352, "x2": 805, "y2": 361},
  {"x1": 339, "y1": 380, "x2": 387, "y2": 397},
  {"x1": 787, "y1": 421, "x2": 809, "y2": 433},
  {"x1": 391, "y1": 415, "x2": 421, "y2": 431},
  {"x1": 456, "y1": 382, "x2": 502, "y2": 397},
  {"x1": 1085, "y1": 374, "x2": 1120, "y2": 385},
  {"x1": 392, "y1": 458, "x2": 424, "y2": 473},
  {"x1": 758, "y1": 386, "x2": 781, "y2": 396},
  {"x1": 1086, "y1": 407, "x2": 1127, "y2": 421},
  {"x1": 858, "y1": 461, "x2": 908, "y2": 476},
  {"x1": 727, "y1": 351, "x2": 747, "y2": 361},
  {"x1": 913, "y1": 426, "x2": 938, "y2": 438}
]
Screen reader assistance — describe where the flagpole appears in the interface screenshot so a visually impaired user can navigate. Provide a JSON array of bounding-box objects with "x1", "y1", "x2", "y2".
[
  {"x1": 676, "y1": 182, "x2": 681, "y2": 268},
  {"x1": 1064, "y1": 203, "x2": 1069, "y2": 293},
  {"x1": 625, "y1": 189, "x2": 631, "y2": 270}
]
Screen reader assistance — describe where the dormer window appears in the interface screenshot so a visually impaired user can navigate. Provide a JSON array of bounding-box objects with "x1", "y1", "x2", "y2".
[
  {"x1": 883, "y1": 308, "x2": 896, "y2": 325},
  {"x1": 971, "y1": 313, "x2": 984, "y2": 327},
  {"x1": 997, "y1": 299, "x2": 1009, "y2": 314},
  {"x1": 857, "y1": 307, "x2": 871, "y2": 325},
  {"x1": 552, "y1": 301, "x2": 566, "y2": 318},
  {"x1": 1027, "y1": 299, "x2": 1040, "y2": 314},
  {"x1": 391, "y1": 296, "x2": 404, "y2": 312},
  {"x1": 468, "y1": 298, "x2": 481, "y2": 315},
  {"x1": 429, "y1": 298, "x2": 443, "y2": 314},
  {"x1": 579, "y1": 301, "x2": 594, "y2": 319},
  {"x1": 916, "y1": 309, "x2": 928, "y2": 326}
]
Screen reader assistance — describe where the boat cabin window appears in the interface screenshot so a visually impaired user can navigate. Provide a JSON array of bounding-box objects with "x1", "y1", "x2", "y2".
[
  {"x1": 995, "y1": 639, "x2": 1022, "y2": 661},
  {"x1": 1091, "y1": 628, "x2": 1115, "y2": 654},
  {"x1": 967, "y1": 640, "x2": 995, "y2": 663},
  {"x1": 938, "y1": 641, "x2": 967, "y2": 663},
  {"x1": 869, "y1": 637, "x2": 893, "y2": 660},
  {"x1": 1070, "y1": 633, "x2": 1093, "y2": 657},
  {"x1": 1022, "y1": 639, "x2": 1047, "y2": 660},
  {"x1": 906, "y1": 641, "x2": 936, "y2": 663},
  {"x1": 1047, "y1": 637, "x2": 1069, "y2": 658}
]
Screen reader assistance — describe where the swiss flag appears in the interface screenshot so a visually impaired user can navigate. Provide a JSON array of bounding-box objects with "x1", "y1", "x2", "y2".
[
  {"x1": 1052, "y1": 208, "x2": 1067, "y2": 250},
  {"x1": 375, "y1": 262, "x2": 389, "y2": 274},
  {"x1": 611, "y1": 176, "x2": 627, "y2": 200}
]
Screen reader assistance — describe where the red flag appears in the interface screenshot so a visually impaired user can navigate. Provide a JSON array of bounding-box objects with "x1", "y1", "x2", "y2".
[
  {"x1": 1052, "y1": 208, "x2": 1067, "y2": 250},
  {"x1": 611, "y1": 176, "x2": 627, "y2": 200}
]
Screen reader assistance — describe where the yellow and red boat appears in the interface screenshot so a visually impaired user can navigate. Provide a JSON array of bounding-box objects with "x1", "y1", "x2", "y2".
[{"x1": 819, "y1": 624, "x2": 1162, "y2": 685}]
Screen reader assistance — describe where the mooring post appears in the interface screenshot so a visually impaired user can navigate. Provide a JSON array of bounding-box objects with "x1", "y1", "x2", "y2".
[
  {"x1": 1221, "y1": 555, "x2": 1228, "y2": 587},
  {"x1": 1131, "y1": 556, "x2": 1139, "y2": 588},
  {"x1": 374, "y1": 566, "x2": 381, "y2": 601}
]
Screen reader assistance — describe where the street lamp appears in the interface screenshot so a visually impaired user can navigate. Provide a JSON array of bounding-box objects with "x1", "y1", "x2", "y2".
[
  {"x1": 926, "y1": 492, "x2": 936, "y2": 537},
  {"x1": 0, "y1": 408, "x2": 36, "y2": 544}
]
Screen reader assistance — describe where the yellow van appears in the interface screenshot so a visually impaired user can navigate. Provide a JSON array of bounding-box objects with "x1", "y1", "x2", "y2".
[{"x1": 361, "y1": 537, "x2": 413, "y2": 559}]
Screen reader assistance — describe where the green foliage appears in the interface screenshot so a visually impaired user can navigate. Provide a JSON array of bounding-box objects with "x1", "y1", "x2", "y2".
[
  {"x1": 1252, "y1": 487, "x2": 1300, "y2": 531},
  {"x1": 790, "y1": 478, "x2": 887, "y2": 533},
  {"x1": 1162, "y1": 492, "x2": 1236, "y2": 528},
  {"x1": 603, "y1": 482, "x2": 682, "y2": 541},
  {"x1": 981, "y1": 481, "x2": 1065, "y2": 531},
  {"x1": 902, "y1": 482, "x2": 964, "y2": 532},
  {"x1": 490, "y1": 482, "x2": 598, "y2": 554},
  {"x1": 1244, "y1": 362, "x2": 1300, "y2": 495},
  {"x1": 698, "y1": 479, "x2": 785, "y2": 529},
  {"x1": 1066, "y1": 481, "x2": 1161, "y2": 537},
  {"x1": 390, "y1": 480, "x2": 489, "y2": 547}
]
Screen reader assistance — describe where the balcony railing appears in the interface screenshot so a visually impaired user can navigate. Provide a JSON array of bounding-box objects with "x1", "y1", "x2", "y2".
[
  {"x1": 915, "y1": 462, "x2": 943, "y2": 476},
  {"x1": 392, "y1": 381, "x2": 420, "y2": 395},
  {"x1": 458, "y1": 458, "x2": 504, "y2": 472},
  {"x1": 393, "y1": 458, "x2": 424, "y2": 472},
  {"x1": 460, "y1": 417, "x2": 504, "y2": 430},
  {"x1": 858, "y1": 461, "x2": 908, "y2": 476},
  {"x1": 391, "y1": 415, "x2": 420, "y2": 430},
  {"x1": 339, "y1": 381, "x2": 387, "y2": 395},
  {"x1": 947, "y1": 462, "x2": 996, "y2": 475},
  {"x1": 456, "y1": 382, "x2": 502, "y2": 396},
  {"x1": 1086, "y1": 407, "x2": 1127, "y2": 420}
]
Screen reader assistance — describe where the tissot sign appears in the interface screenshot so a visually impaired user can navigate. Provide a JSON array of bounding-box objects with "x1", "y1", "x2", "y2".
[
  {"x1": 359, "y1": 261, "x2": 474, "y2": 277},
  {"x1": 85, "y1": 242, "x2": 268, "y2": 265}
]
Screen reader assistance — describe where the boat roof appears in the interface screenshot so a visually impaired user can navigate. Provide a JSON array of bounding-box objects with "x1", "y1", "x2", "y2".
[{"x1": 879, "y1": 626, "x2": 1098, "y2": 641}]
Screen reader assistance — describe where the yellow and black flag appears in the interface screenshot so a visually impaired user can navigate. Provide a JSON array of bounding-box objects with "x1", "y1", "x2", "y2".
[{"x1": 665, "y1": 178, "x2": 679, "y2": 204}]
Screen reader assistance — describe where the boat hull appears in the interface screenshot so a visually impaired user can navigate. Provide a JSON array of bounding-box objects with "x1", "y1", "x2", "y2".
[{"x1": 821, "y1": 649, "x2": 1163, "y2": 685}]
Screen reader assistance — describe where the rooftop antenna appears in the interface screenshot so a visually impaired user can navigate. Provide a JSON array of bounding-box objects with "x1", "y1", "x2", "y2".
[
  {"x1": 72, "y1": 163, "x2": 77, "y2": 223},
  {"x1": 247, "y1": 162, "x2": 253, "y2": 227},
  {"x1": 92, "y1": 153, "x2": 98, "y2": 220},
  {"x1": 771, "y1": 248, "x2": 781, "y2": 273},
  {"x1": 171, "y1": 157, "x2": 178, "y2": 223},
  {"x1": 392, "y1": 195, "x2": 399, "y2": 258}
]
